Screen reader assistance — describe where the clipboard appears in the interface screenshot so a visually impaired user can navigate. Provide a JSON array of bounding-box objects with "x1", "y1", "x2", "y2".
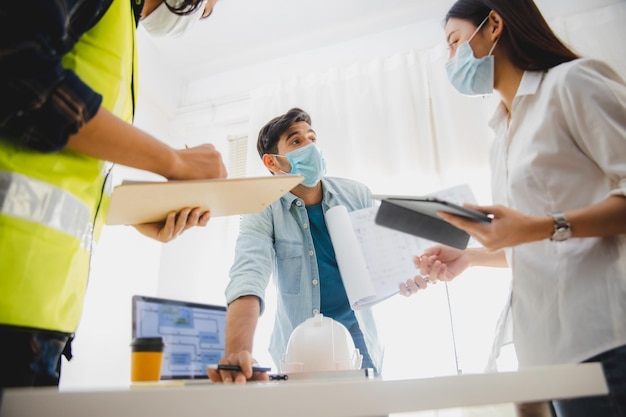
[{"x1": 105, "y1": 175, "x2": 303, "y2": 225}]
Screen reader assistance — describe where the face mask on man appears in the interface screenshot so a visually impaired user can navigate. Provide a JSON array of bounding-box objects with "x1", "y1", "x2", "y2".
[
  {"x1": 446, "y1": 16, "x2": 499, "y2": 96},
  {"x1": 141, "y1": 0, "x2": 207, "y2": 38},
  {"x1": 274, "y1": 143, "x2": 327, "y2": 187}
]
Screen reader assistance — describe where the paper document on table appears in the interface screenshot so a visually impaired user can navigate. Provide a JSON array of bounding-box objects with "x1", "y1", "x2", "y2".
[{"x1": 325, "y1": 205, "x2": 431, "y2": 310}]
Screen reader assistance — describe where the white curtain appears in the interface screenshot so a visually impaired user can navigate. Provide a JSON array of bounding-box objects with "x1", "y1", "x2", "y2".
[{"x1": 247, "y1": 48, "x2": 497, "y2": 199}]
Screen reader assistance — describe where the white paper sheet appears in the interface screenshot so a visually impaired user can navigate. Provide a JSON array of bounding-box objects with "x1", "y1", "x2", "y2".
[
  {"x1": 325, "y1": 205, "x2": 430, "y2": 310},
  {"x1": 326, "y1": 184, "x2": 480, "y2": 310}
]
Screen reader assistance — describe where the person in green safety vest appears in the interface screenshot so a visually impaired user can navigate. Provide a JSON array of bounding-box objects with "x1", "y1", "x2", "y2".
[{"x1": 0, "y1": 0, "x2": 225, "y2": 388}]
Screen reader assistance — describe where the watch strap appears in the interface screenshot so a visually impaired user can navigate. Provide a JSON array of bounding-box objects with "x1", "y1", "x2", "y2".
[{"x1": 550, "y1": 212, "x2": 571, "y2": 241}]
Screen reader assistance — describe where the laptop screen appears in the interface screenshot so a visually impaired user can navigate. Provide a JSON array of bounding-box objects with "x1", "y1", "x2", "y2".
[{"x1": 132, "y1": 295, "x2": 227, "y2": 380}]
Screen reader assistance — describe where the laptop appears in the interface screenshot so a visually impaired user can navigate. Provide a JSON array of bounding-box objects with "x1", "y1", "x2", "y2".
[{"x1": 131, "y1": 295, "x2": 227, "y2": 383}]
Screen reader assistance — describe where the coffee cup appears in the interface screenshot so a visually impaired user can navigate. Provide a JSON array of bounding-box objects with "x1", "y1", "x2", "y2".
[{"x1": 130, "y1": 337, "x2": 165, "y2": 382}]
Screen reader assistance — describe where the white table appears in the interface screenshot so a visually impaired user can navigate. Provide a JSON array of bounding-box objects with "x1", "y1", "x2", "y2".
[{"x1": 0, "y1": 363, "x2": 607, "y2": 417}]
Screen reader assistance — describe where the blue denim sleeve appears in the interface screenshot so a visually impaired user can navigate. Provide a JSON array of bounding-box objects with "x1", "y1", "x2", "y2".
[
  {"x1": 0, "y1": 1, "x2": 108, "y2": 152},
  {"x1": 226, "y1": 209, "x2": 277, "y2": 315}
]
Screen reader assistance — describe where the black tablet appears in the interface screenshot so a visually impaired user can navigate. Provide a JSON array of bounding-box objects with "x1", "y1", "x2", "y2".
[
  {"x1": 386, "y1": 197, "x2": 492, "y2": 224},
  {"x1": 374, "y1": 197, "x2": 491, "y2": 249}
]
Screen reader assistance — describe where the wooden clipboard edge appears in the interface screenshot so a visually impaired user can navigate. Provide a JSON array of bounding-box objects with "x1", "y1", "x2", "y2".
[{"x1": 105, "y1": 175, "x2": 303, "y2": 225}]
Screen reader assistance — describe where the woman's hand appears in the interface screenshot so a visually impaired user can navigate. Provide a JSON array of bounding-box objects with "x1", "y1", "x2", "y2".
[
  {"x1": 438, "y1": 204, "x2": 551, "y2": 251},
  {"x1": 414, "y1": 245, "x2": 470, "y2": 283},
  {"x1": 399, "y1": 244, "x2": 470, "y2": 296}
]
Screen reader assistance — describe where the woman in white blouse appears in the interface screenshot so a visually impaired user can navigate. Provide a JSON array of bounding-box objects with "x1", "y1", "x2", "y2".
[{"x1": 406, "y1": 0, "x2": 626, "y2": 416}]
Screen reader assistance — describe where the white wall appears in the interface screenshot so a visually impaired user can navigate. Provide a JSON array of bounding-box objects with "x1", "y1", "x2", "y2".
[{"x1": 60, "y1": 0, "x2": 626, "y2": 388}]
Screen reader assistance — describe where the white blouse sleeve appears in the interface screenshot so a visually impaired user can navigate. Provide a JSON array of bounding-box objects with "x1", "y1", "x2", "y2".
[{"x1": 557, "y1": 59, "x2": 626, "y2": 197}]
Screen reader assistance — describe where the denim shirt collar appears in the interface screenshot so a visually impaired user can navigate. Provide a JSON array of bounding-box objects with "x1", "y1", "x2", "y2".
[{"x1": 280, "y1": 177, "x2": 342, "y2": 211}]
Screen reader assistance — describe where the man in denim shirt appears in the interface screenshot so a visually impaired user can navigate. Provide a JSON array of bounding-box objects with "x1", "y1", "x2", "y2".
[{"x1": 209, "y1": 108, "x2": 383, "y2": 383}]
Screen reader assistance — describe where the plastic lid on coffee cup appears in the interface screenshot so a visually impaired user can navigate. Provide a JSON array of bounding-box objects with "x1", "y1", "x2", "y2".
[{"x1": 130, "y1": 337, "x2": 165, "y2": 352}]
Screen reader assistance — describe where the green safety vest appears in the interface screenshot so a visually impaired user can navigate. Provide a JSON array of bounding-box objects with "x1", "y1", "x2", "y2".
[{"x1": 0, "y1": 0, "x2": 137, "y2": 333}]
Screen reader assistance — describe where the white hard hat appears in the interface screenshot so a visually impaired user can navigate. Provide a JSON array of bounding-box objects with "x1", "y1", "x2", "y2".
[{"x1": 280, "y1": 313, "x2": 363, "y2": 373}]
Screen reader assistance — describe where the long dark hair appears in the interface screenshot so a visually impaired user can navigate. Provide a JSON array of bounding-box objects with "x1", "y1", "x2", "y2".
[
  {"x1": 446, "y1": 0, "x2": 579, "y2": 71},
  {"x1": 163, "y1": 0, "x2": 203, "y2": 16}
]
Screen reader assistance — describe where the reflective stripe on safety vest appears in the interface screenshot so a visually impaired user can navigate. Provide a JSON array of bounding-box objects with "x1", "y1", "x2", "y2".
[
  {"x1": 0, "y1": 170, "x2": 93, "y2": 251},
  {"x1": 0, "y1": 0, "x2": 136, "y2": 332}
]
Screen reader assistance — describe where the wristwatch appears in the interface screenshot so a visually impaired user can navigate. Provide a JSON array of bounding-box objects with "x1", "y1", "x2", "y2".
[{"x1": 550, "y1": 212, "x2": 571, "y2": 241}]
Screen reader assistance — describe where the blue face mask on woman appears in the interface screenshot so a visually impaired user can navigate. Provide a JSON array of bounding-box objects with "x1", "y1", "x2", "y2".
[
  {"x1": 278, "y1": 143, "x2": 327, "y2": 187},
  {"x1": 446, "y1": 16, "x2": 499, "y2": 96}
]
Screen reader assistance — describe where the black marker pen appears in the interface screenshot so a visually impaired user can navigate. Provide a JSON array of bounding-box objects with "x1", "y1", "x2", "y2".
[{"x1": 208, "y1": 364, "x2": 272, "y2": 373}]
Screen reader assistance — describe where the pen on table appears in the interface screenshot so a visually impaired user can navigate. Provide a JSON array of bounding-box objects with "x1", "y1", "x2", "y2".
[{"x1": 208, "y1": 364, "x2": 272, "y2": 373}]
